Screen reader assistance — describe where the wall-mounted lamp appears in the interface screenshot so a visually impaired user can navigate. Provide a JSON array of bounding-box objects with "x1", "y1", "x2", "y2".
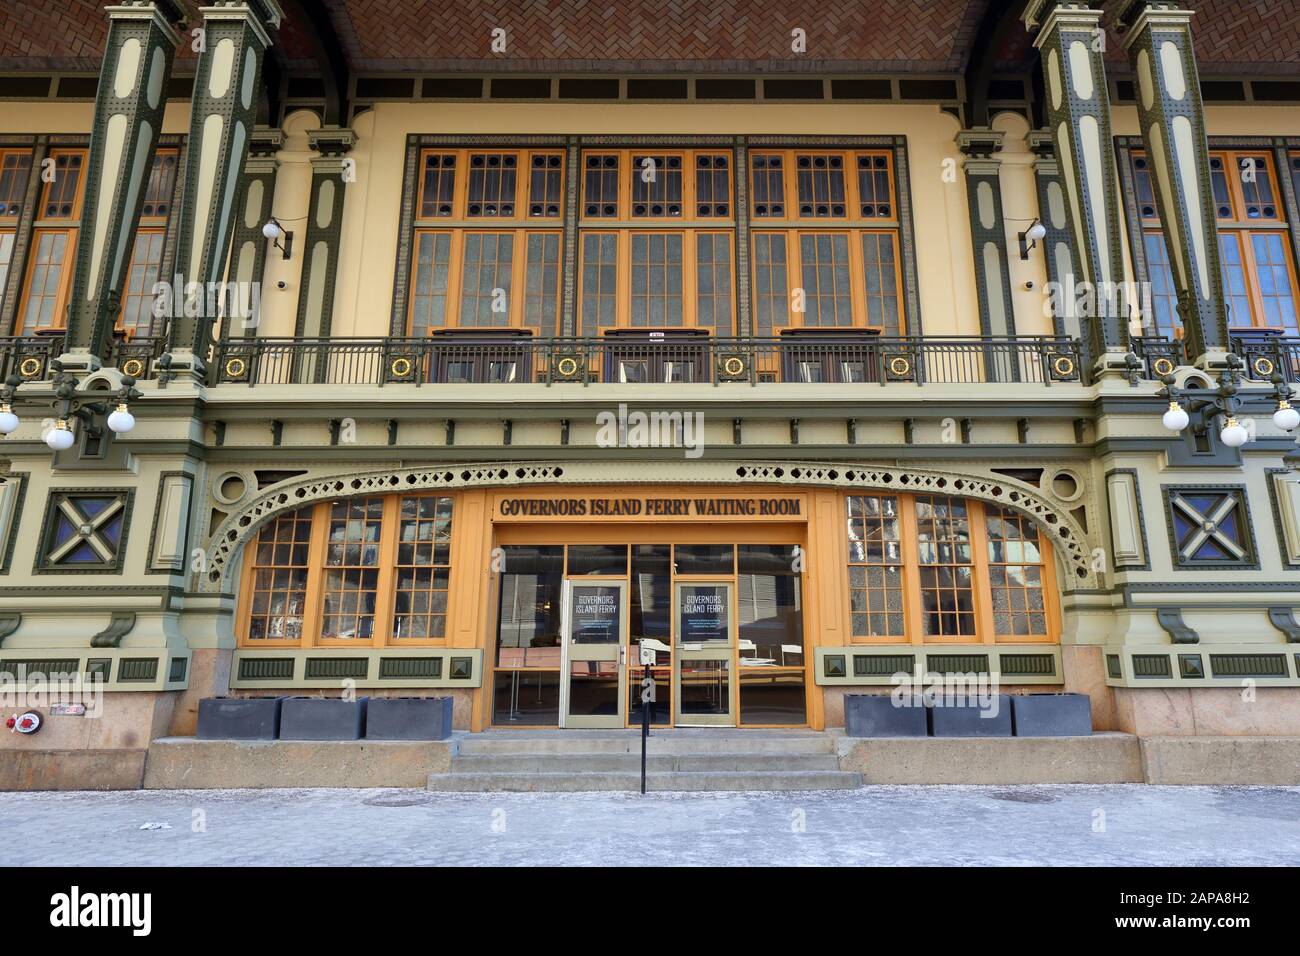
[
  {"x1": 1018, "y1": 219, "x2": 1047, "y2": 259},
  {"x1": 262, "y1": 218, "x2": 293, "y2": 259}
]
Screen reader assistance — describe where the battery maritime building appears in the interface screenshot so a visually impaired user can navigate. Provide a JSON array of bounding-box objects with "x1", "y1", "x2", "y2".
[{"x1": 2, "y1": 0, "x2": 1300, "y2": 789}]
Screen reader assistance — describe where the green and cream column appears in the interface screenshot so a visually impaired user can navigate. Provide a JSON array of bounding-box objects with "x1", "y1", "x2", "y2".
[
  {"x1": 60, "y1": 1, "x2": 183, "y2": 373},
  {"x1": 1114, "y1": 0, "x2": 1229, "y2": 367},
  {"x1": 294, "y1": 128, "x2": 354, "y2": 365},
  {"x1": 222, "y1": 128, "x2": 282, "y2": 339},
  {"x1": 956, "y1": 130, "x2": 1018, "y2": 358},
  {"x1": 1023, "y1": 0, "x2": 1129, "y2": 375},
  {"x1": 168, "y1": 0, "x2": 282, "y2": 380},
  {"x1": 1028, "y1": 129, "x2": 1082, "y2": 339}
]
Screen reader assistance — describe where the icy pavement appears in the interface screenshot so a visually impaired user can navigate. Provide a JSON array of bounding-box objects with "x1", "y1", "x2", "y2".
[{"x1": 1, "y1": 785, "x2": 1298, "y2": 866}]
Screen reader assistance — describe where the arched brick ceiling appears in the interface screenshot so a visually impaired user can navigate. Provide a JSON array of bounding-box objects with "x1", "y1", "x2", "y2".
[{"x1": 1, "y1": 0, "x2": 1295, "y2": 76}]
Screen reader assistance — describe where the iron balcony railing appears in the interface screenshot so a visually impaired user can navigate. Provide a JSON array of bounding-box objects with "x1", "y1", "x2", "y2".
[
  {"x1": 206, "y1": 334, "x2": 1086, "y2": 387},
  {"x1": 6, "y1": 331, "x2": 1297, "y2": 388}
]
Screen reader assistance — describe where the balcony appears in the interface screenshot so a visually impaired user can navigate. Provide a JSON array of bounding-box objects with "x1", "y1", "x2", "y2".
[
  {"x1": 5, "y1": 329, "x2": 1295, "y2": 390},
  {"x1": 206, "y1": 331, "x2": 1085, "y2": 388}
]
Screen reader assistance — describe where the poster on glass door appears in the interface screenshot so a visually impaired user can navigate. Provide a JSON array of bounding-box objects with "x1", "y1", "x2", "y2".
[
  {"x1": 679, "y1": 585, "x2": 729, "y2": 643},
  {"x1": 570, "y1": 586, "x2": 621, "y2": 644}
]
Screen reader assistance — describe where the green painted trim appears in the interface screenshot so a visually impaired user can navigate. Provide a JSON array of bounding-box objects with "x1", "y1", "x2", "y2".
[
  {"x1": 813, "y1": 644, "x2": 1064, "y2": 686},
  {"x1": 229, "y1": 647, "x2": 483, "y2": 689}
]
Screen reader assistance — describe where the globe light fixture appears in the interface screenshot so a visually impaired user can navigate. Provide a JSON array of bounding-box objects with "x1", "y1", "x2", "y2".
[
  {"x1": 1018, "y1": 219, "x2": 1048, "y2": 259},
  {"x1": 262, "y1": 218, "x2": 293, "y2": 259},
  {"x1": 1273, "y1": 399, "x2": 1300, "y2": 431},
  {"x1": 45, "y1": 420, "x2": 76, "y2": 451},
  {"x1": 1219, "y1": 416, "x2": 1249, "y2": 448},
  {"x1": 1161, "y1": 400, "x2": 1189, "y2": 432},
  {"x1": 106, "y1": 402, "x2": 136, "y2": 433},
  {"x1": 0, "y1": 403, "x2": 18, "y2": 434}
]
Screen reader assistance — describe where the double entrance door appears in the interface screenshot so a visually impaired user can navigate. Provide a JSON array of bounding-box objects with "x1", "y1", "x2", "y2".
[{"x1": 559, "y1": 578, "x2": 737, "y2": 728}]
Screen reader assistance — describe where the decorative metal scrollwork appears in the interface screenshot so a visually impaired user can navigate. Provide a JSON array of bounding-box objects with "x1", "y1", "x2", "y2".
[
  {"x1": 17, "y1": 356, "x2": 44, "y2": 379},
  {"x1": 1048, "y1": 353, "x2": 1079, "y2": 381},
  {"x1": 553, "y1": 352, "x2": 584, "y2": 382},
  {"x1": 1151, "y1": 356, "x2": 1176, "y2": 378},
  {"x1": 1250, "y1": 355, "x2": 1276, "y2": 379},
  {"x1": 716, "y1": 351, "x2": 749, "y2": 381},
  {"x1": 884, "y1": 353, "x2": 914, "y2": 381},
  {"x1": 387, "y1": 355, "x2": 415, "y2": 382},
  {"x1": 222, "y1": 356, "x2": 249, "y2": 382},
  {"x1": 120, "y1": 358, "x2": 146, "y2": 379}
]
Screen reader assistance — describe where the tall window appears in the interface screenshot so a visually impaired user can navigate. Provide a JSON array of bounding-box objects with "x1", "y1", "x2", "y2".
[
  {"x1": 239, "y1": 494, "x2": 456, "y2": 647},
  {"x1": 408, "y1": 148, "x2": 563, "y2": 333},
  {"x1": 1131, "y1": 149, "x2": 1299, "y2": 336},
  {"x1": 846, "y1": 493, "x2": 1058, "y2": 644},
  {"x1": 577, "y1": 149, "x2": 736, "y2": 334},
  {"x1": 118, "y1": 149, "x2": 178, "y2": 335},
  {"x1": 0, "y1": 149, "x2": 32, "y2": 309},
  {"x1": 16, "y1": 149, "x2": 85, "y2": 334},
  {"x1": 750, "y1": 149, "x2": 904, "y2": 334}
]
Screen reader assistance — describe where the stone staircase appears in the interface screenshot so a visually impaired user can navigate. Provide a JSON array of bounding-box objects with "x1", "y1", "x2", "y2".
[{"x1": 426, "y1": 728, "x2": 862, "y2": 792}]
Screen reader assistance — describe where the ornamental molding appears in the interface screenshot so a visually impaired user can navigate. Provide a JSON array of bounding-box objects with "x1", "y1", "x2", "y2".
[{"x1": 200, "y1": 460, "x2": 1097, "y2": 594}]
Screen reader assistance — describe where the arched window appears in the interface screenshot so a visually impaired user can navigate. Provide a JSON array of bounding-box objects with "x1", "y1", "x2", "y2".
[
  {"x1": 238, "y1": 495, "x2": 454, "y2": 647},
  {"x1": 846, "y1": 493, "x2": 1060, "y2": 644}
]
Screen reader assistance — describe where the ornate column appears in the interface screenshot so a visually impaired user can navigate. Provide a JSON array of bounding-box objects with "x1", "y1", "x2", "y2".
[
  {"x1": 168, "y1": 0, "x2": 282, "y2": 379},
  {"x1": 61, "y1": 1, "x2": 183, "y2": 372},
  {"x1": 295, "y1": 128, "x2": 354, "y2": 343},
  {"x1": 1028, "y1": 129, "x2": 1082, "y2": 339},
  {"x1": 222, "y1": 128, "x2": 282, "y2": 339},
  {"x1": 1114, "y1": 0, "x2": 1228, "y2": 365},
  {"x1": 957, "y1": 129, "x2": 1018, "y2": 351},
  {"x1": 1023, "y1": 0, "x2": 1129, "y2": 373}
]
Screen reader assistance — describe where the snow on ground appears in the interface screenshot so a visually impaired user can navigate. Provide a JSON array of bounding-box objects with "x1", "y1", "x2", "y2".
[{"x1": 1, "y1": 785, "x2": 1297, "y2": 866}]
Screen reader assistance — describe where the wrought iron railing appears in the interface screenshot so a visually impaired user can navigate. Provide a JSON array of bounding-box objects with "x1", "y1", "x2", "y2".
[
  {"x1": 105, "y1": 332, "x2": 170, "y2": 381},
  {"x1": 206, "y1": 334, "x2": 1086, "y2": 387},
  {"x1": 1128, "y1": 335, "x2": 1186, "y2": 380}
]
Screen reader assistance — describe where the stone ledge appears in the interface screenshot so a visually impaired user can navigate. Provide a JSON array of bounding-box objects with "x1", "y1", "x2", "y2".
[
  {"x1": 836, "y1": 733, "x2": 1144, "y2": 784},
  {"x1": 0, "y1": 749, "x2": 147, "y2": 791},
  {"x1": 1140, "y1": 736, "x2": 1300, "y2": 785},
  {"x1": 142, "y1": 737, "x2": 457, "y2": 789}
]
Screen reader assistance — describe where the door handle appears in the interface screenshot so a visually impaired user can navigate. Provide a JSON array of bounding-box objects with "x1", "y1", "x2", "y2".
[{"x1": 619, "y1": 645, "x2": 627, "y2": 668}]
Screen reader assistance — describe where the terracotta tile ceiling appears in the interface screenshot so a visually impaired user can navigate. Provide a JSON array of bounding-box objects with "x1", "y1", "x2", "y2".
[{"x1": 1, "y1": 0, "x2": 1296, "y2": 76}]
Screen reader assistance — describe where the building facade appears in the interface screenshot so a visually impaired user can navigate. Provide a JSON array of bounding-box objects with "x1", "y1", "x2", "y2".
[{"x1": 2, "y1": 0, "x2": 1300, "y2": 783}]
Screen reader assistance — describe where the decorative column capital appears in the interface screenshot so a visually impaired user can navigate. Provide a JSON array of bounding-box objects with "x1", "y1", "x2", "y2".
[
  {"x1": 306, "y1": 127, "x2": 357, "y2": 158},
  {"x1": 955, "y1": 128, "x2": 1005, "y2": 160},
  {"x1": 1114, "y1": 0, "x2": 1193, "y2": 39},
  {"x1": 1024, "y1": 0, "x2": 1103, "y2": 36}
]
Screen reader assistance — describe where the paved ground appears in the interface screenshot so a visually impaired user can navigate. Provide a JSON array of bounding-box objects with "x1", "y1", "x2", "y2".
[{"x1": 2, "y1": 785, "x2": 1297, "y2": 866}]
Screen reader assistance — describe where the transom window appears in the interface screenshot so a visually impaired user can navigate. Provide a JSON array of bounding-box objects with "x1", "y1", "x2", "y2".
[
  {"x1": 239, "y1": 495, "x2": 456, "y2": 647},
  {"x1": 1132, "y1": 149, "x2": 1299, "y2": 336},
  {"x1": 846, "y1": 493, "x2": 1058, "y2": 644}
]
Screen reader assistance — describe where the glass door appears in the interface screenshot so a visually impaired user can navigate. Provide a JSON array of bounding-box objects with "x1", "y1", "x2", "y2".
[
  {"x1": 559, "y1": 579, "x2": 628, "y2": 728},
  {"x1": 673, "y1": 580, "x2": 735, "y2": 726}
]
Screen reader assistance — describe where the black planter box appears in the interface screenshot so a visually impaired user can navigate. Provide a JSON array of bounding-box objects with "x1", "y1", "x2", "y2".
[
  {"x1": 843, "y1": 694, "x2": 928, "y2": 737},
  {"x1": 928, "y1": 694, "x2": 1013, "y2": 737},
  {"x1": 1011, "y1": 693, "x2": 1093, "y2": 736},
  {"x1": 197, "y1": 696, "x2": 283, "y2": 740},
  {"x1": 279, "y1": 697, "x2": 369, "y2": 740},
  {"x1": 365, "y1": 697, "x2": 453, "y2": 740}
]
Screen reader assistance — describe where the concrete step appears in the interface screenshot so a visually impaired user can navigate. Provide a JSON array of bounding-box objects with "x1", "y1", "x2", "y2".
[
  {"x1": 456, "y1": 732, "x2": 835, "y2": 757},
  {"x1": 453, "y1": 752, "x2": 843, "y2": 772},
  {"x1": 426, "y1": 769, "x2": 863, "y2": 792}
]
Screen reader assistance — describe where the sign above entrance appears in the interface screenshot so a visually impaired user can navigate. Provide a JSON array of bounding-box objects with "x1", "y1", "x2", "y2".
[{"x1": 495, "y1": 495, "x2": 805, "y2": 521}]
